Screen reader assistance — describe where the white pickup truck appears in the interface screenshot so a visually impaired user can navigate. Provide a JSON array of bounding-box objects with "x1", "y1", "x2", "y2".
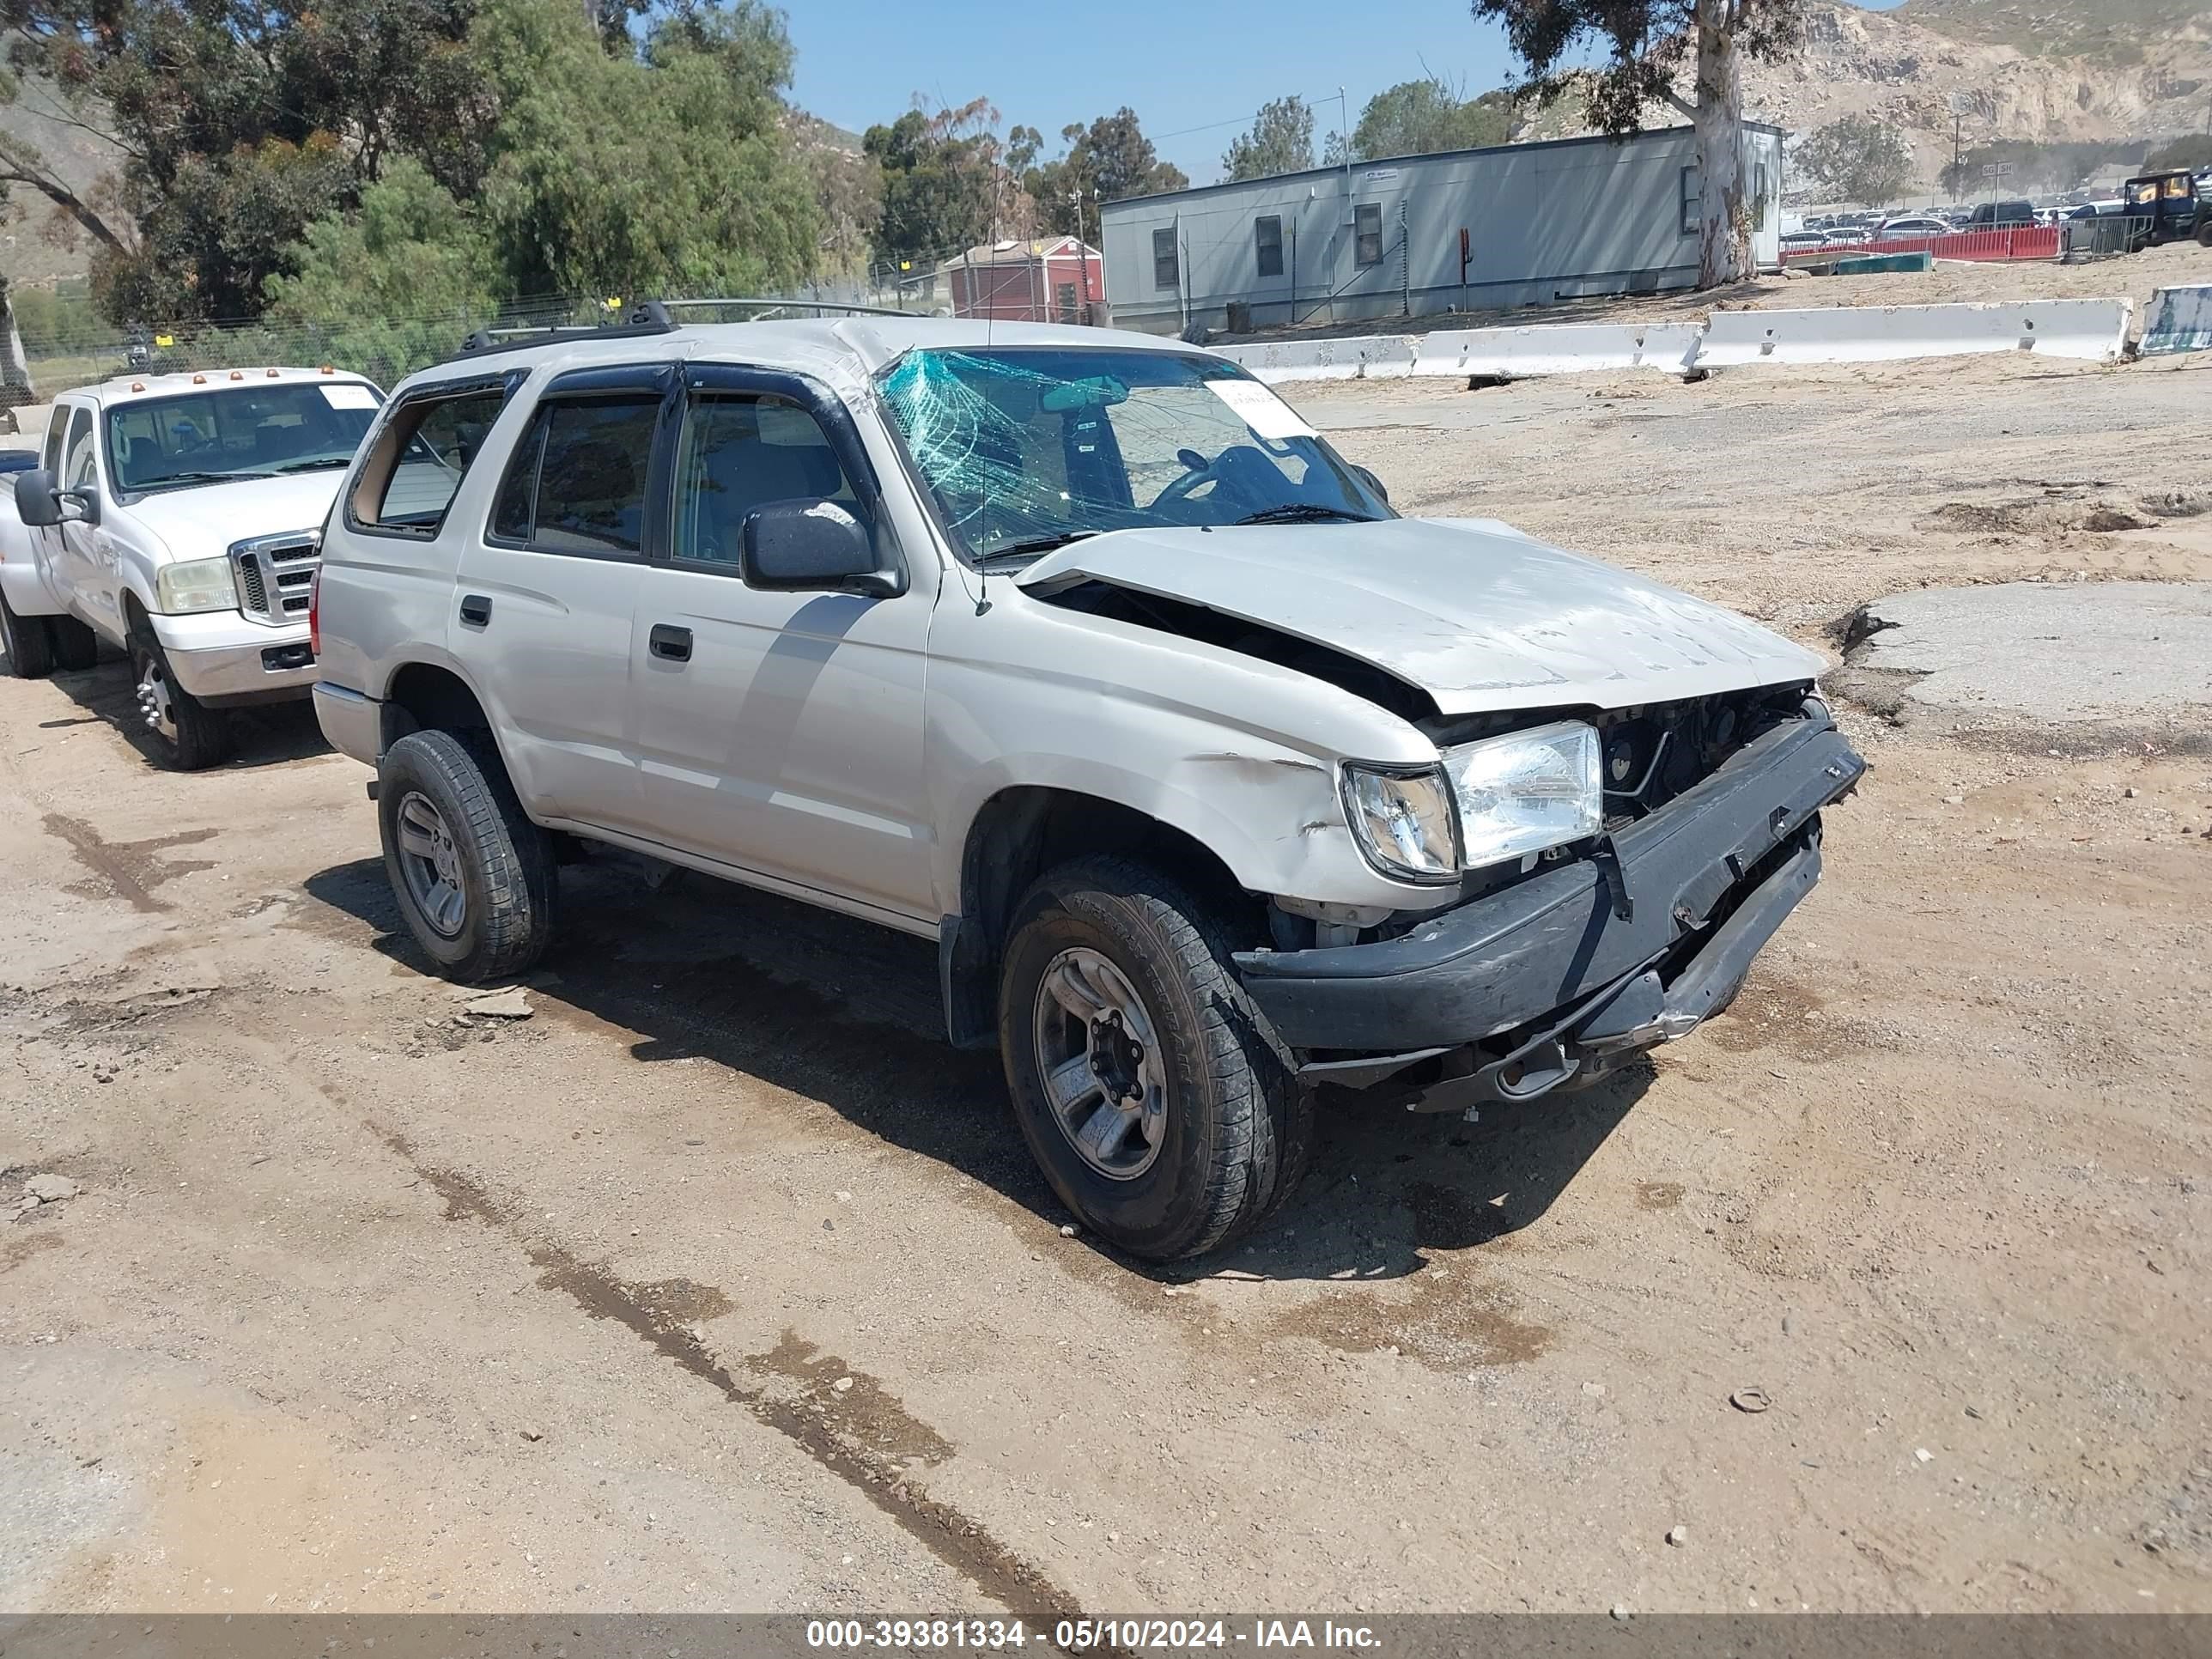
[{"x1": 0, "y1": 366, "x2": 384, "y2": 768}]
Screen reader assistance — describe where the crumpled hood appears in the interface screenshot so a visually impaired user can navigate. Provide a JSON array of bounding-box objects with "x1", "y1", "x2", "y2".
[
  {"x1": 125, "y1": 471, "x2": 344, "y2": 555},
  {"x1": 1015, "y1": 516, "x2": 1826, "y2": 718}
]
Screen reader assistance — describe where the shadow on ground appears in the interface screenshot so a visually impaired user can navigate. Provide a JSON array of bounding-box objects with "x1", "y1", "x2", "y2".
[
  {"x1": 44, "y1": 649, "x2": 332, "y2": 770},
  {"x1": 302, "y1": 850, "x2": 1643, "y2": 1282}
]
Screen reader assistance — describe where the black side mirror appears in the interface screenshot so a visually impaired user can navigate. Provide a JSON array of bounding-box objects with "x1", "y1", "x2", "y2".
[
  {"x1": 1351, "y1": 464, "x2": 1390, "y2": 507},
  {"x1": 14, "y1": 468, "x2": 99, "y2": 528},
  {"x1": 741, "y1": 499, "x2": 901, "y2": 598}
]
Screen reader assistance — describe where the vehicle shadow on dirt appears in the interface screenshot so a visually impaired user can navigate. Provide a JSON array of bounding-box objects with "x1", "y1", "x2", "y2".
[
  {"x1": 42, "y1": 653, "x2": 333, "y2": 769},
  {"x1": 304, "y1": 852, "x2": 1643, "y2": 1282}
]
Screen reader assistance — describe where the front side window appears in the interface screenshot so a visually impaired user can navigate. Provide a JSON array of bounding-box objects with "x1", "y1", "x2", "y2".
[
  {"x1": 490, "y1": 396, "x2": 659, "y2": 556},
  {"x1": 878, "y1": 347, "x2": 1389, "y2": 563},
  {"x1": 672, "y1": 396, "x2": 860, "y2": 568},
  {"x1": 1354, "y1": 203, "x2": 1383, "y2": 267},
  {"x1": 1255, "y1": 216, "x2": 1284, "y2": 278},
  {"x1": 63, "y1": 409, "x2": 95, "y2": 490},
  {"x1": 349, "y1": 381, "x2": 509, "y2": 537},
  {"x1": 1152, "y1": 228, "x2": 1179, "y2": 290},
  {"x1": 107, "y1": 382, "x2": 382, "y2": 495}
]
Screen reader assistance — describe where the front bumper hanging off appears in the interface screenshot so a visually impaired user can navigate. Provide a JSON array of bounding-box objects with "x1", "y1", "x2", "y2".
[{"x1": 1233, "y1": 709, "x2": 1866, "y2": 1111}]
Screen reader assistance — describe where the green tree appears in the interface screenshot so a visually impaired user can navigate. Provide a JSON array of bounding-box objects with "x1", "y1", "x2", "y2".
[
  {"x1": 864, "y1": 100, "x2": 1024, "y2": 265},
  {"x1": 1223, "y1": 96, "x2": 1316, "y2": 182},
  {"x1": 472, "y1": 0, "x2": 818, "y2": 299},
  {"x1": 1796, "y1": 114, "x2": 1915, "y2": 207},
  {"x1": 264, "y1": 157, "x2": 500, "y2": 377},
  {"x1": 1348, "y1": 77, "x2": 1512, "y2": 162},
  {"x1": 3, "y1": 0, "x2": 489, "y2": 323},
  {"x1": 1021, "y1": 107, "x2": 1187, "y2": 236},
  {"x1": 1471, "y1": 0, "x2": 1803, "y2": 287}
]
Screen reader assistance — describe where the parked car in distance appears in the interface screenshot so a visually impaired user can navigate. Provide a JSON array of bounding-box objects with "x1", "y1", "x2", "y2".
[
  {"x1": 1875, "y1": 214, "x2": 1953, "y2": 240},
  {"x1": 1779, "y1": 230, "x2": 1829, "y2": 253},
  {"x1": 2121, "y1": 169, "x2": 2212, "y2": 246},
  {"x1": 0, "y1": 367, "x2": 385, "y2": 768},
  {"x1": 0, "y1": 449, "x2": 38, "y2": 474},
  {"x1": 1965, "y1": 199, "x2": 2037, "y2": 228},
  {"x1": 312, "y1": 309, "x2": 1867, "y2": 1262}
]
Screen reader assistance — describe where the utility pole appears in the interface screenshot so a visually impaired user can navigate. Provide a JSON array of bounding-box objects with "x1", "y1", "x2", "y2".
[{"x1": 1340, "y1": 87, "x2": 1352, "y2": 193}]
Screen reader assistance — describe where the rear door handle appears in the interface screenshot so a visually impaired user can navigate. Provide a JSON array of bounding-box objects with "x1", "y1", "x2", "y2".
[
  {"x1": 459, "y1": 594, "x2": 492, "y2": 628},
  {"x1": 648, "y1": 623, "x2": 692, "y2": 663}
]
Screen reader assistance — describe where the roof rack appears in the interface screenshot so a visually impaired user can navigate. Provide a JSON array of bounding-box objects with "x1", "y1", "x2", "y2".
[
  {"x1": 648, "y1": 296, "x2": 927, "y2": 322},
  {"x1": 453, "y1": 300, "x2": 675, "y2": 357}
]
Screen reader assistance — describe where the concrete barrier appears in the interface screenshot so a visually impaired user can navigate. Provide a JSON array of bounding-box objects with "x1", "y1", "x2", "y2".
[
  {"x1": 1698, "y1": 300, "x2": 2131, "y2": 368},
  {"x1": 1409, "y1": 322, "x2": 1701, "y2": 378},
  {"x1": 2138, "y1": 285, "x2": 2212, "y2": 356},
  {"x1": 1216, "y1": 334, "x2": 1419, "y2": 383}
]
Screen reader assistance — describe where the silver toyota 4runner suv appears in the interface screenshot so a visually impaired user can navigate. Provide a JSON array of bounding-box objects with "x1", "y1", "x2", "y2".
[{"x1": 313, "y1": 309, "x2": 1863, "y2": 1261}]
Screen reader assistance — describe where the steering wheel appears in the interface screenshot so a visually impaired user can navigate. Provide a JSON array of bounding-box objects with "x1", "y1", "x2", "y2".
[{"x1": 1148, "y1": 447, "x2": 1218, "y2": 511}]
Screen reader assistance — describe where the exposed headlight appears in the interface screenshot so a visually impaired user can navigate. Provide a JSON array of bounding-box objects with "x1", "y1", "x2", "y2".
[
  {"x1": 1342, "y1": 764, "x2": 1459, "y2": 884},
  {"x1": 1443, "y1": 720, "x2": 1603, "y2": 870},
  {"x1": 154, "y1": 556, "x2": 240, "y2": 615}
]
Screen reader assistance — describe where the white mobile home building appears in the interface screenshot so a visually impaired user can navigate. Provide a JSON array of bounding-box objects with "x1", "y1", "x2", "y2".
[{"x1": 1098, "y1": 124, "x2": 1784, "y2": 336}]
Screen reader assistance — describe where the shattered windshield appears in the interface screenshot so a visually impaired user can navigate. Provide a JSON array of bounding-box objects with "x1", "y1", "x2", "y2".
[{"x1": 876, "y1": 347, "x2": 1389, "y2": 562}]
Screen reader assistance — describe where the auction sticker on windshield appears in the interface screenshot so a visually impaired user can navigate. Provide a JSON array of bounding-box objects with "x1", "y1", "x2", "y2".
[
  {"x1": 321, "y1": 383, "x2": 380, "y2": 410},
  {"x1": 1206, "y1": 379, "x2": 1316, "y2": 441}
]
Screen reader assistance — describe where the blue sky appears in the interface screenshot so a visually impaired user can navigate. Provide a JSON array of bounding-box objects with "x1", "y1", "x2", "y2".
[{"x1": 786, "y1": 0, "x2": 1907, "y2": 186}]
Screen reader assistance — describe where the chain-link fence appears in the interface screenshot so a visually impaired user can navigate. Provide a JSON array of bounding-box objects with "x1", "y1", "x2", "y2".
[{"x1": 9, "y1": 279, "x2": 969, "y2": 404}]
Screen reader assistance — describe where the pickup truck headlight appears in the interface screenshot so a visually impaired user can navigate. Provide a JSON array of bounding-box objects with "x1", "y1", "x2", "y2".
[
  {"x1": 154, "y1": 556, "x2": 240, "y2": 616},
  {"x1": 1342, "y1": 764, "x2": 1460, "y2": 884},
  {"x1": 1443, "y1": 720, "x2": 1603, "y2": 870}
]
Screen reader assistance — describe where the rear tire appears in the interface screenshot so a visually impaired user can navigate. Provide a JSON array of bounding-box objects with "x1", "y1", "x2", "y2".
[
  {"x1": 1, "y1": 592, "x2": 56, "y2": 678},
  {"x1": 377, "y1": 729, "x2": 557, "y2": 983},
  {"x1": 129, "y1": 636, "x2": 234, "y2": 771},
  {"x1": 49, "y1": 615, "x2": 100, "y2": 672},
  {"x1": 999, "y1": 854, "x2": 1312, "y2": 1262}
]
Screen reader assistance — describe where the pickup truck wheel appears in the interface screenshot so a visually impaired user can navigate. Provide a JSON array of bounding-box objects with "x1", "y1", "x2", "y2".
[
  {"x1": 129, "y1": 639, "x2": 234, "y2": 771},
  {"x1": 1000, "y1": 856, "x2": 1311, "y2": 1262},
  {"x1": 376, "y1": 729, "x2": 556, "y2": 983},
  {"x1": 2, "y1": 592, "x2": 57, "y2": 678},
  {"x1": 49, "y1": 615, "x2": 100, "y2": 672}
]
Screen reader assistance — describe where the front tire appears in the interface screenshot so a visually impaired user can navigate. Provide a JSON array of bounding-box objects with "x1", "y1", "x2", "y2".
[
  {"x1": 999, "y1": 855, "x2": 1312, "y2": 1262},
  {"x1": 1, "y1": 592, "x2": 56, "y2": 678},
  {"x1": 130, "y1": 637, "x2": 234, "y2": 771},
  {"x1": 377, "y1": 729, "x2": 557, "y2": 982}
]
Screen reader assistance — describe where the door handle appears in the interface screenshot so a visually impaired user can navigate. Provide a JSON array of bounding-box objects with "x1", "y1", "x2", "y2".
[
  {"x1": 459, "y1": 594, "x2": 492, "y2": 628},
  {"x1": 648, "y1": 623, "x2": 692, "y2": 663}
]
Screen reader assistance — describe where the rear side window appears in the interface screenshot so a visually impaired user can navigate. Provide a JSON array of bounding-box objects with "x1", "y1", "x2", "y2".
[
  {"x1": 348, "y1": 381, "x2": 513, "y2": 537},
  {"x1": 489, "y1": 396, "x2": 659, "y2": 556}
]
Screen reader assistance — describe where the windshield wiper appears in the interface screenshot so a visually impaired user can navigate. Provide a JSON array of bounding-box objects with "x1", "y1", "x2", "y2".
[
  {"x1": 271, "y1": 457, "x2": 349, "y2": 473},
  {"x1": 1233, "y1": 503, "x2": 1378, "y2": 526},
  {"x1": 138, "y1": 470, "x2": 278, "y2": 488},
  {"x1": 981, "y1": 530, "x2": 1099, "y2": 563}
]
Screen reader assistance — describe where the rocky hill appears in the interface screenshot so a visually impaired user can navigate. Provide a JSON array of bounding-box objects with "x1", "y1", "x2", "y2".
[{"x1": 1515, "y1": 0, "x2": 2212, "y2": 194}]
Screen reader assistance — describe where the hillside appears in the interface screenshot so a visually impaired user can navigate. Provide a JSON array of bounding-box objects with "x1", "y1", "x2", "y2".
[
  {"x1": 1893, "y1": 0, "x2": 2208, "y2": 64},
  {"x1": 1512, "y1": 0, "x2": 2212, "y2": 195},
  {"x1": 0, "y1": 75, "x2": 125, "y2": 290}
]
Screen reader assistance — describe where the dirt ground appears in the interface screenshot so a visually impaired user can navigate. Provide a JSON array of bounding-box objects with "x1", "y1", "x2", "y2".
[
  {"x1": 3, "y1": 349, "x2": 2209, "y2": 1620},
  {"x1": 1218, "y1": 237, "x2": 2212, "y2": 343}
]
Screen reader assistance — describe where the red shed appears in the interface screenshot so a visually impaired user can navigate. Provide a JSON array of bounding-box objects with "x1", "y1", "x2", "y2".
[{"x1": 948, "y1": 237, "x2": 1105, "y2": 324}]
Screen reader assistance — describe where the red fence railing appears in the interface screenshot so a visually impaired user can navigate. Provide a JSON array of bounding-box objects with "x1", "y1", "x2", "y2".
[{"x1": 1785, "y1": 226, "x2": 2061, "y2": 264}]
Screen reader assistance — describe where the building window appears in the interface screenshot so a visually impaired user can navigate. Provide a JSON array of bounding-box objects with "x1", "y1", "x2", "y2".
[
  {"x1": 1056, "y1": 282, "x2": 1079, "y2": 325},
  {"x1": 1752, "y1": 162, "x2": 1770, "y2": 231},
  {"x1": 1255, "y1": 216, "x2": 1284, "y2": 278},
  {"x1": 1680, "y1": 166, "x2": 1702, "y2": 237},
  {"x1": 1152, "y1": 228, "x2": 1179, "y2": 290},
  {"x1": 1354, "y1": 202, "x2": 1382, "y2": 267}
]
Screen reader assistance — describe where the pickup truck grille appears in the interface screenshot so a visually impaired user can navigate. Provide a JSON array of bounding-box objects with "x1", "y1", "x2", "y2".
[{"x1": 228, "y1": 532, "x2": 322, "y2": 627}]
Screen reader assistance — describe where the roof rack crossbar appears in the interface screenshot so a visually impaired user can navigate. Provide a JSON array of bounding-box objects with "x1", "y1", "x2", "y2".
[
  {"x1": 453, "y1": 301, "x2": 674, "y2": 359},
  {"x1": 648, "y1": 296, "x2": 924, "y2": 320}
]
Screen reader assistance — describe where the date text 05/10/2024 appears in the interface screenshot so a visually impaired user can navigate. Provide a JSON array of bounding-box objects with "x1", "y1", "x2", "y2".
[{"x1": 804, "y1": 1620, "x2": 1383, "y2": 1651}]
